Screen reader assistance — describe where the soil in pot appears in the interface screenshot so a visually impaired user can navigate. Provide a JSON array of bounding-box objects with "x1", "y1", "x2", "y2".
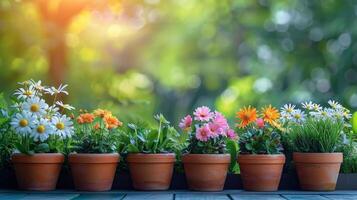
[
  {"x1": 12, "y1": 153, "x2": 64, "y2": 191},
  {"x1": 127, "y1": 153, "x2": 175, "y2": 190},
  {"x1": 238, "y1": 154, "x2": 285, "y2": 191},
  {"x1": 69, "y1": 153, "x2": 120, "y2": 191},
  {"x1": 293, "y1": 152, "x2": 343, "y2": 191},
  {"x1": 182, "y1": 154, "x2": 230, "y2": 191}
]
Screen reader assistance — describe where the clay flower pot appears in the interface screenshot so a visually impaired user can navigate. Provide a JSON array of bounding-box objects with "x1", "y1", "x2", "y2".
[
  {"x1": 11, "y1": 153, "x2": 64, "y2": 191},
  {"x1": 127, "y1": 153, "x2": 175, "y2": 190},
  {"x1": 238, "y1": 154, "x2": 285, "y2": 191},
  {"x1": 68, "y1": 153, "x2": 120, "y2": 191},
  {"x1": 182, "y1": 154, "x2": 230, "y2": 191},
  {"x1": 293, "y1": 152, "x2": 343, "y2": 191}
]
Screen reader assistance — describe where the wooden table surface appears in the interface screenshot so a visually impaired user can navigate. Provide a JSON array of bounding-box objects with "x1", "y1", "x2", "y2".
[{"x1": 1, "y1": 190, "x2": 357, "y2": 199}]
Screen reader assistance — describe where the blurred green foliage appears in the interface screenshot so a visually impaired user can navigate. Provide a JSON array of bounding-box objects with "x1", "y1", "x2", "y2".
[{"x1": 0, "y1": 0, "x2": 356, "y2": 125}]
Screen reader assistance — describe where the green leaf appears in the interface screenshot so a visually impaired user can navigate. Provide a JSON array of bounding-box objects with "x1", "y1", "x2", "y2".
[
  {"x1": 0, "y1": 93, "x2": 7, "y2": 109},
  {"x1": 352, "y1": 112, "x2": 357, "y2": 134},
  {"x1": 34, "y1": 143, "x2": 50, "y2": 153},
  {"x1": 127, "y1": 144, "x2": 139, "y2": 153},
  {"x1": 226, "y1": 139, "x2": 239, "y2": 172}
]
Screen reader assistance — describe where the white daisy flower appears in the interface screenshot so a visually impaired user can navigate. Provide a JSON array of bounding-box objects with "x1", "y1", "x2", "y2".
[
  {"x1": 312, "y1": 103, "x2": 322, "y2": 111},
  {"x1": 10, "y1": 111, "x2": 35, "y2": 135},
  {"x1": 328, "y1": 100, "x2": 343, "y2": 110},
  {"x1": 11, "y1": 102, "x2": 22, "y2": 111},
  {"x1": 280, "y1": 104, "x2": 296, "y2": 115},
  {"x1": 46, "y1": 105, "x2": 60, "y2": 116},
  {"x1": 302, "y1": 101, "x2": 314, "y2": 110},
  {"x1": 291, "y1": 109, "x2": 306, "y2": 123},
  {"x1": 52, "y1": 115, "x2": 74, "y2": 138},
  {"x1": 342, "y1": 108, "x2": 352, "y2": 120},
  {"x1": 56, "y1": 101, "x2": 75, "y2": 111},
  {"x1": 29, "y1": 80, "x2": 46, "y2": 93},
  {"x1": 31, "y1": 118, "x2": 54, "y2": 142},
  {"x1": 45, "y1": 84, "x2": 69, "y2": 96},
  {"x1": 17, "y1": 80, "x2": 32, "y2": 86},
  {"x1": 312, "y1": 108, "x2": 334, "y2": 120},
  {"x1": 22, "y1": 97, "x2": 48, "y2": 117},
  {"x1": 331, "y1": 108, "x2": 345, "y2": 120},
  {"x1": 280, "y1": 113, "x2": 292, "y2": 124},
  {"x1": 14, "y1": 85, "x2": 36, "y2": 99}
]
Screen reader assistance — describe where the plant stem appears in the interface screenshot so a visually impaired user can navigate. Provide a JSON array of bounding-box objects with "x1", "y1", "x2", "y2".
[{"x1": 154, "y1": 120, "x2": 162, "y2": 154}]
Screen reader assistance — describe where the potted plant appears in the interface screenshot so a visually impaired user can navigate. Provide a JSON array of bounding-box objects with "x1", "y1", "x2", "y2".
[
  {"x1": 179, "y1": 106, "x2": 237, "y2": 191},
  {"x1": 69, "y1": 109, "x2": 122, "y2": 191},
  {"x1": 9, "y1": 80, "x2": 75, "y2": 191},
  {"x1": 0, "y1": 93, "x2": 18, "y2": 169},
  {"x1": 236, "y1": 105, "x2": 285, "y2": 191},
  {"x1": 118, "y1": 114, "x2": 186, "y2": 190},
  {"x1": 281, "y1": 100, "x2": 351, "y2": 191}
]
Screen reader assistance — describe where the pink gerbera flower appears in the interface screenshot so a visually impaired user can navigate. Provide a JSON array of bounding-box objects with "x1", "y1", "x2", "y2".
[
  {"x1": 194, "y1": 106, "x2": 213, "y2": 121},
  {"x1": 208, "y1": 122, "x2": 222, "y2": 138},
  {"x1": 179, "y1": 115, "x2": 193, "y2": 131},
  {"x1": 227, "y1": 129, "x2": 237, "y2": 140},
  {"x1": 196, "y1": 124, "x2": 212, "y2": 142},
  {"x1": 256, "y1": 118, "x2": 265, "y2": 129},
  {"x1": 213, "y1": 112, "x2": 229, "y2": 130}
]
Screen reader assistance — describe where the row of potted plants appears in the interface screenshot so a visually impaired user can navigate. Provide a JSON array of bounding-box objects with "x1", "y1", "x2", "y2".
[{"x1": 0, "y1": 80, "x2": 355, "y2": 192}]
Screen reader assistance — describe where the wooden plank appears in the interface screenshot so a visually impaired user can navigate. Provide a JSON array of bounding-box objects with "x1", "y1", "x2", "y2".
[
  {"x1": 20, "y1": 193, "x2": 79, "y2": 200},
  {"x1": 324, "y1": 195, "x2": 357, "y2": 200},
  {"x1": 73, "y1": 194, "x2": 125, "y2": 200},
  {"x1": 175, "y1": 193, "x2": 230, "y2": 200},
  {"x1": 123, "y1": 193, "x2": 173, "y2": 200},
  {"x1": 282, "y1": 195, "x2": 330, "y2": 200},
  {"x1": 0, "y1": 193, "x2": 26, "y2": 200},
  {"x1": 230, "y1": 194, "x2": 285, "y2": 200}
]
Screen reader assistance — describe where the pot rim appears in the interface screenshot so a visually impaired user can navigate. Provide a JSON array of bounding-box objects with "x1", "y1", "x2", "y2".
[
  {"x1": 11, "y1": 153, "x2": 65, "y2": 164},
  {"x1": 238, "y1": 154, "x2": 286, "y2": 164},
  {"x1": 127, "y1": 153, "x2": 176, "y2": 163},
  {"x1": 293, "y1": 152, "x2": 343, "y2": 163},
  {"x1": 182, "y1": 153, "x2": 231, "y2": 164},
  {"x1": 68, "y1": 153, "x2": 120, "y2": 164}
]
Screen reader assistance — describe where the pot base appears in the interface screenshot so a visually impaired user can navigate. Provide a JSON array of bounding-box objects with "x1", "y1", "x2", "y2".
[
  {"x1": 293, "y1": 152, "x2": 343, "y2": 191},
  {"x1": 238, "y1": 154, "x2": 286, "y2": 192},
  {"x1": 182, "y1": 154, "x2": 230, "y2": 192},
  {"x1": 69, "y1": 153, "x2": 120, "y2": 192},
  {"x1": 127, "y1": 153, "x2": 175, "y2": 191},
  {"x1": 12, "y1": 153, "x2": 64, "y2": 191}
]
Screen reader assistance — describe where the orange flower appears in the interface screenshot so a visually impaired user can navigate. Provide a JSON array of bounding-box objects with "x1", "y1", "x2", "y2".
[
  {"x1": 94, "y1": 109, "x2": 112, "y2": 118},
  {"x1": 76, "y1": 113, "x2": 95, "y2": 124},
  {"x1": 104, "y1": 115, "x2": 123, "y2": 129},
  {"x1": 236, "y1": 106, "x2": 257, "y2": 128},
  {"x1": 93, "y1": 123, "x2": 100, "y2": 130},
  {"x1": 261, "y1": 105, "x2": 280, "y2": 125}
]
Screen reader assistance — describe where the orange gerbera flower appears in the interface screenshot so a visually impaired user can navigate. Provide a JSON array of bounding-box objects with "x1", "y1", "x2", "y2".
[
  {"x1": 93, "y1": 123, "x2": 100, "y2": 130},
  {"x1": 236, "y1": 106, "x2": 257, "y2": 128},
  {"x1": 104, "y1": 115, "x2": 123, "y2": 129},
  {"x1": 93, "y1": 109, "x2": 112, "y2": 118},
  {"x1": 261, "y1": 105, "x2": 280, "y2": 125},
  {"x1": 76, "y1": 113, "x2": 95, "y2": 124}
]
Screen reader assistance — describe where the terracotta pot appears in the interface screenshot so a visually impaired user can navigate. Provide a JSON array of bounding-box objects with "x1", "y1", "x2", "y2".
[
  {"x1": 68, "y1": 153, "x2": 120, "y2": 191},
  {"x1": 238, "y1": 154, "x2": 285, "y2": 191},
  {"x1": 11, "y1": 153, "x2": 64, "y2": 191},
  {"x1": 293, "y1": 152, "x2": 342, "y2": 191},
  {"x1": 127, "y1": 153, "x2": 175, "y2": 190},
  {"x1": 182, "y1": 154, "x2": 230, "y2": 191}
]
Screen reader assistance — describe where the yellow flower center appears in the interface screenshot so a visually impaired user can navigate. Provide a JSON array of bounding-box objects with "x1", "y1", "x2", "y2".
[
  {"x1": 30, "y1": 104, "x2": 40, "y2": 112},
  {"x1": 24, "y1": 90, "x2": 32, "y2": 96},
  {"x1": 37, "y1": 125, "x2": 45, "y2": 134},
  {"x1": 56, "y1": 122, "x2": 65, "y2": 130},
  {"x1": 19, "y1": 119, "x2": 28, "y2": 127},
  {"x1": 294, "y1": 114, "x2": 301, "y2": 119}
]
